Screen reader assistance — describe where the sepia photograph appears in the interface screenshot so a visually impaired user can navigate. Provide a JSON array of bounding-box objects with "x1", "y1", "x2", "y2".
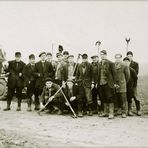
[{"x1": 0, "y1": 0, "x2": 148, "y2": 147}]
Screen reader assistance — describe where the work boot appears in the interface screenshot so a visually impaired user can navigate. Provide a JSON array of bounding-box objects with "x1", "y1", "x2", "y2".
[
  {"x1": 137, "y1": 110, "x2": 142, "y2": 116},
  {"x1": 108, "y1": 103, "x2": 114, "y2": 119},
  {"x1": 16, "y1": 106, "x2": 21, "y2": 111},
  {"x1": 27, "y1": 105, "x2": 32, "y2": 112},
  {"x1": 78, "y1": 111, "x2": 83, "y2": 117},
  {"x1": 128, "y1": 103, "x2": 133, "y2": 116},
  {"x1": 3, "y1": 103, "x2": 11, "y2": 111},
  {"x1": 87, "y1": 104, "x2": 93, "y2": 116},
  {"x1": 34, "y1": 105, "x2": 40, "y2": 111},
  {"x1": 99, "y1": 103, "x2": 108, "y2": 117},
  {"x1": 122, "y1": 113, "x2": 127, "y2": 118}
]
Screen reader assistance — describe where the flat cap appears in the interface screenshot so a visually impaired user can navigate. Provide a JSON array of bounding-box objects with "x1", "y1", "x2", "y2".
[
  {"x1": 127, "y1": 51, "x2": 133, "y2": 56},
  {"x1": 29, "y1": 54, "x2": 35, "y2": 59},
  {"x1": 100, "y1": 50, "x2": 107, "y2": 55},
  {"x1": 56, "y1": 52, "x2": 63, "y2": 58},
  {"x1": 67, "y1": 55, "x2": 74, "y2": 58},
  {"x1": 46, "y1": 52, "x2": 52, "y2": 56},
  {"x1": 15, "y1": 52, "x2": 21, "y2": 57},
  {"x1": 45, "y1": 77, "x2": 53, "y2": 83},
  {"x1": 123, "y1": 57, "x2": 130, "y2": 61},
  {"x1": 39, "y1": 52, "x2": 46, "y2": 57},
  {"x1": 91, "y1": 55, "x2": 98, "y2": 59},
  {"x1": 82, "y1": 54, "x2": 88, "y2": 59},
  {"x1": 63, "y1": 51, "x2": 69, "y2": 55}
]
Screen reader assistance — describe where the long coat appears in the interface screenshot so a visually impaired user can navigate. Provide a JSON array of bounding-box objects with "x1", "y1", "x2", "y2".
[
  {"x1": 98, "y1": 59, "x2": 116, "y2": 89},
  {"x1": 91, "y1": 62, "x2": 99, "y2": 84},
  {"x1": 23, "y1": 63, "x2": 35, "y2": 87},
  {"x1": 115, "y1": 62, "x2": 130, "y2": 93},
  {"x1": 34, "y1": 61, "x2": 54, "y2": 89},
  {"x1": 130, "y1": 60, "x2": 139, "y2": 75},
  {"x1": 76, "y1": 62, "x2": 93, "y2": 88},
  {"x1": 7, "y1": 60, "x2": 26, "y2": 89}
]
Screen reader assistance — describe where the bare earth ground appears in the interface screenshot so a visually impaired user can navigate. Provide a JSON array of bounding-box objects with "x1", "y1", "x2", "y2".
[
  {"x1": 0, "y1": 101, "x2": 148, "y2": 148},
  {"x1": 0, "y1": 76, "x2": 148, "y2": 148}
]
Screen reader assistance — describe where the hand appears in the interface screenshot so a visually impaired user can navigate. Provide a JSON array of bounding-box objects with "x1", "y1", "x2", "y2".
[
  {"x1": 70, "y1": 96, "x2": 76, "y2": 102},
  {"x1": 62, "y1": 81, "x2": 66, "y2": 88},
  {"x1": 91, "y1": 83, "x2": 95, "y2": 89},
  {"x1": 40, "y1": 104, "x2": 45, "y2": 110},
  {"x1": 48, "y1": 96, "x2": 54, "y2": 102},
  {"x1": 97, "y1": 100, "x2": 101, "y2": 106},
  {"x1": 24, "y1": 87, "x2": 27, "y2": 91},
  {"x1": 65, "y1": 102, "x2": 69, "y2": 106},
  {"x1": 69, "y1": 76, "x2": 75, "y2": 80},
  {"x1": 19, "y1": 73, "x2": 22, "y2": 77},
  {"x1": 38, "y1": 73, "x2": 41, "y2": 77},
  {"x1": 114, "y1": 84, "x2": 120, "y2": 89}
]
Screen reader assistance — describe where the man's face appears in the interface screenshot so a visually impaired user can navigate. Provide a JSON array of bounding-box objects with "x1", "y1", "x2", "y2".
[
  {"x1": 63, "y1": 54, "x2": 69, "y2": 60},
  {"x1": 100, "y1": 53, "x2": 107, "y2": 60},
  {"x1": 47, "y1": 55, "x2": 52, "y2": 61},
  {"x1": 15, "y1": 56, "x2": 21, "y2": 62},
  {"x1": 67, "y1": 81, "x2": 73, "y2": 89},
  {"x1": 29, "y1": 58, "x2": 35, "y2": 64},
  {"x1": 40, "y1": 54, "x2": 46, "y2": 61},
  {"x1": 68, "y1": 57, "x2": 74, "y2": 63},
  {"x1": 82, "y1": 58, "x2": 88, "y2": 63},
  {"x1": 127, "y1": 54, "x2": 133, "y2": 61},
  {"x1": 115, "y1": 56, "x2": 122, "y2": 63},
  {"x1": 57, "y1": 55, "x2": 63, "y2": 62},
  {"x1": 123, "y1": 60, "x2": 130, "y2": 67},
  {"x1": 92, "y1": 57, "x2": 98, "y2": 63},
  {"x1": 46, "y1": 81, "x2": 53, "y2": 88}
]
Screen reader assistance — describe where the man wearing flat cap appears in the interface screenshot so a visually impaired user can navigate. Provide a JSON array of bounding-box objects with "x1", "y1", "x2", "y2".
[
  {"x1": 54, "y1": 53, "x2": 65, "y2": 86},
  {"x1": 63, "y1": 79, "x2": 84, "y2": 117},
  {"x1": 91, "y1": 55, "x2": 100, "y2": 114},
  {"x1": 62, "y1": 55, "x2": 78, "y2": 82},
  {"x1": 127, "y1": 51, "x2": 141, "y2": 116},
  {"x1": 4, "y1": 52, "x2": 26, "y2": 111},
  {"x1": 23, "y1": 54, "x2": 36, "y2": 111},
  {"x1": 98, "y1": 50, "x2": 116, "y2": 119},
  {"x1": 33, "y1": 52, "x2": 54, "y2": 110},
  {"x1": 46, "y1": 52, "x2": 57, "y2": 73},
  {"x1": 40, "y1": 77, "x2": 64, "y2": 115},
  {"x1": 63, "y1": 51, "x2": 69, "y2": 64},
  {"x1": 123, "y1": 57, "x2": 138, "y2": 116},
  {"x1": 114, "y1": 54, "x2": 130, "y2": 118},
  {"x1": 76, "y1": 53, "x2": 94, "y2": 116}
]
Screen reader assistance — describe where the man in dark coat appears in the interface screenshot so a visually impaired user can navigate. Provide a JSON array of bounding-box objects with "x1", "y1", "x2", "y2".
[
  {"x1": 98, "y1": 50, "x2": 116, "y2": 119},
  {"x1": 33, "y1": 52, "x2": 54, "y2": 110},
  {"x1": 114, "y1": 54, "x2": 130, "y2": 118},
  {"x1": 76, "y1": 53, "x2": 94, "y2": 116},
  {"x1": 91, "y1": 55, "x2": 100, "y2": 113},
  {"x1": 23, "y1": 54, "x2": 36, "y2": 111},
  {"x1": 63, "y1": 79, "x2": 84, "y2": 117},
  {"x1": 40, "y1": 77, "x2": 64, "y2": 115},
  {"x1": 127, "y1": 51, "x2": 141, "y2": 116},
  {"x1": 123, "y1": 57, "x2": 138, "y2": 116},
  {"x1": 62, "y1": 55, "x2": 77, "y2": 82},
  {"x1": 4, "y1": 52, "x2": 26, "y2": 111}
]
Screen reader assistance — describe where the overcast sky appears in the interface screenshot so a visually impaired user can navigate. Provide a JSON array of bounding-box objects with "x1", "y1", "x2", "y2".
[{"x1": 0, "y1": 1, "x2": 147, "y2": 63}]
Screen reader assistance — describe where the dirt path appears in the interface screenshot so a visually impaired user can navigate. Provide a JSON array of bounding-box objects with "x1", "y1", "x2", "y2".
[{"x1": 0, "y1": 101, "x2": 148, "y2": 148}]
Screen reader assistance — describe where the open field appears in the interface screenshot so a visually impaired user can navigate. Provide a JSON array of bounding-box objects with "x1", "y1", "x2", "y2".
[{"x1": 0, "y1": 75, "x2": 148, "y2": 148}]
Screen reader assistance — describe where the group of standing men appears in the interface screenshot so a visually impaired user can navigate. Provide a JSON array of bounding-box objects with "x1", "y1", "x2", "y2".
[{"x1": 2, "y1": 46, "x2": 141, "y2": 119}]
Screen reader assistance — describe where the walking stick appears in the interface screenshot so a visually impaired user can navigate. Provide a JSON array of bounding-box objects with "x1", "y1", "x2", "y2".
[
  {"x1": 125, "y1": 37, "x2": 130, "y2": 53},
  {"x1": 38, "y1": 54, "x2": 81, "y2": 115}
]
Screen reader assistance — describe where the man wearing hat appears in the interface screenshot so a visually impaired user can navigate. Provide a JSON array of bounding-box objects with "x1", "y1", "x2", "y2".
[
  {"x1": 127, "y1": 51, "x2": 141, "y2": 116},
  {"x1": 62, "y1": 55, "x2": 77, "y2": 82},
  {"x1": 76, "y1": 53, "x2": 94, "y2": 116},
  {"x1": 91, "y1": 55, "x2": 100, "y2": 114},
  {"x1": 40, "y1": 77, "x2": 64, "y2": 115},
  {"x1": 23, "y1": 54, "x2": 36, "y2": 111},
  {"x1": 114, "y1": 54, "x2": 130, "y2": 118},
  {"x1": 98, "y1": 50, "x2": 116, "y2": 119},
  {"x1": 33, "y1": 52, "x2": 54, "y2": 110},
  {"x1": 4, "y1": 52, "x2": 26, "y2": 111},
  {"x1": 54, "y1": 53, "x2": 65, "y2": 86},
  {"x1": 63, "y1": 51, "x2": 69, "y2": 64},
  {"x1": 63, "y1": 79, "x2": 84, "y2": 117},
  {"x1": 123, "y1": 57, "x2": 138, "y2": 116},
  {"x1": 46, "y1": 52, "x2": 57, "y2": 73}
]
